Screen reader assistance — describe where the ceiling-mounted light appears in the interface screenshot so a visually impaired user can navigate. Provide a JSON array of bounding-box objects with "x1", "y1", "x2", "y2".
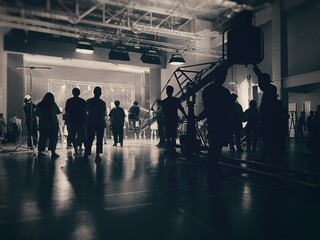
[
  {"x1": 141, "y1": 50, "x2": 161, "y2": 65},
  {"x1": 169, "y1": 51, "x2": 185, "y2": 65},
  {"x1": 76, "y1": 41, "x2": 94, "y2": 54},
  {"x1": 108, "y1": 49, "x2": 130, "y2": 61}
]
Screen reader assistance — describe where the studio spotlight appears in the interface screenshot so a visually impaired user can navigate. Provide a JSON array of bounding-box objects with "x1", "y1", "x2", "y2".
[
  {"x1": 108, "y1": 49, "x2": 130, "y2": 61},
  {"x1": 140, "y1": 51, "x2": 161, "y2": 65},
  {"x1": 76, "y1": 41, "x2": 94, "y2": 54},
  {"x1": 169, "y1": 51, "x2": 185, "y2": 65}
]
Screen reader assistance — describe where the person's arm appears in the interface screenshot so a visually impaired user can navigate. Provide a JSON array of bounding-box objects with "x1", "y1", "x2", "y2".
[
  {"x1": 177, "y1": 100, "x2": 187, "y2": 117},
  {"x1": 252, "y1": 64, "x2": 263, "y2": 79}
]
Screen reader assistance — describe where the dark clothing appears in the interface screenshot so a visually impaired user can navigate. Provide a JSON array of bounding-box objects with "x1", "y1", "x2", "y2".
[
  {"x1": 62, "y1": 113, "x2": 72, "y2": 147},
  {"x1": 128, "y1": 105, "x2": 140, "y2": 121},
  {"x1": 253, "y1": 65, "x2": 279, "y2": 154},
  {"x1": 128, "y1": 104, "x2": 140, "y2": 130},
  {"x1": 85, "y1": 97, "x2": 107, "y2": 155},
  {"x1": 297, "y1": 114, "x2": 305, "y2": 139},
  {"x1": 23, "y1": 102, "x2": 38, "y2": 147},
  {"x1": 109, "y1": 106, "x2": 125, "y2": 145},
  {"x1": 156, "y1": 106, "x2": 165, "y2": 145},
  {"x1": 65, "y1": 97, "x2": 87, "y2": 123},
  {"x1": 35, "y1": 102, "x2": 60, "y2": 153},
  {"x1": 198, "y1": 81, "x2": 233, "y2": 161},
  {"x1": 86, "y1": 97, "x2": 107, "y2": 127},
  {"x1": 65, "y1": 96, "x2": 87, "y2": 150},
  {"x1": 244, "y1": 107, "x2": 259, "y2": 151},
  {"x1": 162, "y1": 96, "x2": 184, "y2": 147},
  {"x1": 230, "y1": 102, "x2": 244, "y2": 150}
]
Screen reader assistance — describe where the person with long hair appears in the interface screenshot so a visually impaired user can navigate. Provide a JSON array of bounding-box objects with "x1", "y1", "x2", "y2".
[{"x1": 35, "y1": 92, "x2": 61, "y2": 159}]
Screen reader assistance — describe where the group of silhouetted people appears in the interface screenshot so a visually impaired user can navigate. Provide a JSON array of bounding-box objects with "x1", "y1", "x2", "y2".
[
  {"x1": 22, "y1": 86, "x2": 129, "y2": 163},
  {"x1": 8, "y1": 61, "x2": 320, "y2": 169}
]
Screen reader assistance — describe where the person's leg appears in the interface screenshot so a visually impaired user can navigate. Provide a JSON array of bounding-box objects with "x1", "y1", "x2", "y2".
[
  {"x1": 96, "y1": 126, "x2": 104, "y2": 154},
  {"x1": 119, "y1": 125, "x2": 124, "y2": 146},
  {"x1": 85, "y1": 126, "x2": 95, "y2": 156},
  {"x1": 48, "y1": 124, "x2": 59, "y2": 158},
  {"x1": 38, "y1": 128, "x2": 48, "y2": 153},
  {"x1": 112, "y1": 126, "x2": 118, "y2": 146},
  {"x1": 32, "y1": 119, "x2": 38, "y2": 146},
  {"x1": 68, "y1": 123, "x2": 77, "y2": 149},
  {"x1": 26, "y1": 122, "x2": 32, "y2": 147}
]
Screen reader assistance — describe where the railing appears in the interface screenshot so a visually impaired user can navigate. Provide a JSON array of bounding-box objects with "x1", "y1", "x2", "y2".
[{"x1": 138, "y1": 58, "x2": 224, "y2": 145}]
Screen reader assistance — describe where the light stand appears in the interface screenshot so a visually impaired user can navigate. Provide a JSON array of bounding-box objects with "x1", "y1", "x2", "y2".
[{"x1": 10, "y1": 66, "x2": 51, "y2": 155}]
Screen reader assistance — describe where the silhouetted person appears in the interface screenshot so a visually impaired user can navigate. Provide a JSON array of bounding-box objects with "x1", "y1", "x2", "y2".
[
  {"x1": 229, "y1": 93, "x2": 244, "y2": 152},
  {"x1": 23, "y1": 95, "x2": 38, "y2": 148},
  {"x1": 307, "y1": 111, "x2": 315, "y2": 136},
  {"x1": 197, "y1": 63, "x2": 233, "y2": 169},
  {"x1": 109, "y1": 100, "x2": 125, "y2": 147},
  {"x1": 162, "y1": 85, "x2": 187, "y2": 153},
  {"x1": 275, "y1": 100, "x2": 289, "y2": 154},
  {"x1": 155, "y1": 99, "x2": 165, "y2": 147},
  {"x1": 0, "y1": 113, "x2": 6, "y2": 138},
  {"x1": 65, "y1": 87, "x2": 87, "y2": 155},
  {"x1": 309, "y1": 106, "x2": 320, "y2": 161},
  {"x1": 35, "y1": 92, "x2": 61, "y2": 159},
  {"x1": 128, "y1": 101, "x2": 140, "y2": 131},
  {"x1": 244, "y1": 100, "x2": 259, "y2": 152},
  {"x1": 296, "y1": 111, "x2": 305, "y2": 140},
  {"x1": 84, "y1": 86, "x2": 106, "y2": 163},
  {"x1": 252, "y1": 64, "x2": 278, "y2": 156}
]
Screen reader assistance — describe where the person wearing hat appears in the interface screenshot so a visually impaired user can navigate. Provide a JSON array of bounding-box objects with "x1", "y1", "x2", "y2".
[
  {"x1": 23, "y1": 94, "x2": 38, "y2": 148},
  {"x1": 252, "y1": 64, "x2": 278, "y2": 156}
]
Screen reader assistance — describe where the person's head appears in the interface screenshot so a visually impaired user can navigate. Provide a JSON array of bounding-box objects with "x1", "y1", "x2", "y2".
[
  {"x1": 93, "y1": 86, "x2": 102, "y2": 98},
  {"x1": 259, "y1": 73, "x2": 272, "y2": 89},
  {"x1": 114, "y1": 100, "x2": 120, "y2": 107},
  {"x1": 0, "y1": 113, "x2": 3, "y2": 118},
  {"x1": 301, "y1": 111, "x2": 305, "y2": 116},
  {"x1": 72, "y1": 87, "x2": 80, "y2": 97},
  {"x1": 310, "y1": 111, "x2": 314, "y2": 116},
  {"x1": 213, "y1": 63, "x2": 228, "y2": 85},
  {"x1": 166, "y1": 85, "x2": 174, "y2": 96},
  {"x1": 133, "y1": 101, "x2": 139, "y2": 105},
  {"x1": 249, "y1": 99, "x2": 257, "y2": 109},
  {"x1": 41, "y1": 92, "x2": 55, "y2": 105}
]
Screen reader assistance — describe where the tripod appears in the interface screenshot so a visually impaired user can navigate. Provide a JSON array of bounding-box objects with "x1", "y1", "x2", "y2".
[{"x1": 10, "y1": 66, "x2": 51, "y2": 155}]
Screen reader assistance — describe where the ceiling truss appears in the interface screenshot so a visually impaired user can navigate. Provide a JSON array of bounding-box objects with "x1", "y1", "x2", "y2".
[{"x1": 0, "y1": 0, "x2": 252, "y2": 57}]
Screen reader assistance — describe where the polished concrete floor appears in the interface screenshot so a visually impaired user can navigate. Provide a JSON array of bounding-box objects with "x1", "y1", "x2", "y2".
[{"x1": 0, "y1": 138, "x2": 320, "y2": 240}]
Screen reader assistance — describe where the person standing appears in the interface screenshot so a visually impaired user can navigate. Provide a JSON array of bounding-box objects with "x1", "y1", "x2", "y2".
[
  {"x1": 35, "y1": 92, "x2": 61, "y2": 159},
  {"x1": 196, "y1": 63, "x2": 233, "y2": 170},
  {"x1": 296, "y1": 111, "x2": 306, "y2": 140},
  {"x1": 155, "y1": 99, "x2": 165, "y2": 147},
  {"x1": 109, "y1": 100, "x2": 126, "y2": 147},
  {"x1": 128, "y1": 101, "x2": 140, "y2": 131},
  {"x1": 162, "y1": 85, "x2": 187, "y2": 153},
  {"x1": 84, "y1": 86, "x2": 107, "y2": 163},
  {"x1": 243, "y1": 100, "x2": 259, "y2": 152},
  {"x1": 252, "y1": 64, "x2": 278, "y2": 156},
  {"x1": 307, "y1": 111, "x2": 315, "y2": 137},
  {"x1": 65, "y1": 87, "x2": 87, "y2": 155},
  {"x1": 0, "y1": 113, "x2": 6, "y2": 138},
  {"x1": 229, "y1": 93, "x2": 244, "y2": 152},
  {"x1": 23, "y1": 95, "x2": 38, "y2": 148}
]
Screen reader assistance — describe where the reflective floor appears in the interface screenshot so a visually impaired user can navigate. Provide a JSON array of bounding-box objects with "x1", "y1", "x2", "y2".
[{"x1": 0, "y1": 138, "x2": 320, "y2": 240}]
